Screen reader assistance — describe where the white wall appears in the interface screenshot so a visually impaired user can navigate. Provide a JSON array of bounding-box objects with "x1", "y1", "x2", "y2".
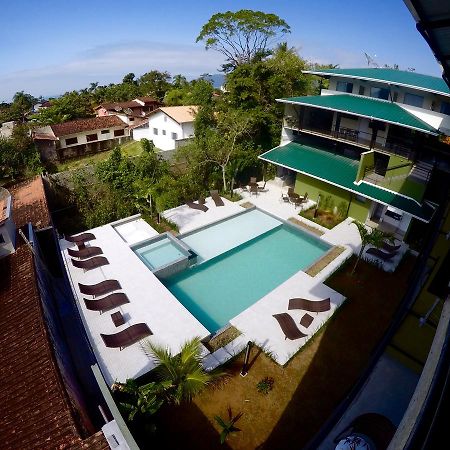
[
  {"x1": 59, "y1": 126, "x2": 129, "y2": 149},
  {"x1": 0, "y1": 218, "x2": 16, "y2": 258}
]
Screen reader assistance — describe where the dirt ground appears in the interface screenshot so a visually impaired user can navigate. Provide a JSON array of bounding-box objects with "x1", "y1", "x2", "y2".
[{"x1": 148, "y1": 255, "x2": 415, "y2": 450}]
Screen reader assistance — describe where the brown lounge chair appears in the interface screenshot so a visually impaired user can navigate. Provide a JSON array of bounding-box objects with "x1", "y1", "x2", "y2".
[
  {"x1": 288, "y1": 297, "x2": 331, "y2": 313},
  {"x1": 68, "y1": 246, "x2": 103, "y2": 259},
  {"x1": 210, "y1": 190, "x2": 224, "y2": 207},
  {"x1": 382, "y1": 241, "x2": 401, "y2": 253},
  {"x1": 84, "y1": 293, "x2": 130, "y2": 314},
  {"x1": 273, "y1": 313, "x2": 307, "y2": 340},
  {"x1": 366, "y1": 247, "x2": 397, "y2": 261},
  {"x1": 71, "y1": 256, "x2": 109, "y2": 271},
  {"x1": 79, "y1": 279, "x2": 121, "y2": 297},
  {"x1": 65, "y1": 232, "x2": 96, "y2": 244},
  {"x1": 101, "y1": 323, "x2": 153, "y2": 350},
  {"x1": 187, "y1": 201, "x2": 208, "y2": 212}
]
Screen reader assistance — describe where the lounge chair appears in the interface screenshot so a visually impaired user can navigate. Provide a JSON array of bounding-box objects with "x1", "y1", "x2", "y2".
[
  {"x1": 250, "y1": 184, "x2": 259, "y2": 196},
  {"x1": 84, "y1": 293, "x2": 130, "y2": 313},
  {"x1": 288, "y1": 297, "x2": 331, "y2": 313},
  {"x1": 366, "y1": 247, "x2": 397, "y2": 260},
  {"x1": 68, "y1": 246, "x2": 103, "y2": 259},
  {"x1": 273, "y1": 313, "x2": 307, "y2": 340},
  {"x1": 210, "y1": 190, "x2": 224, "y2": 207},
  {"x1": 382, "y1": 241, "x2": 401, "y2": 253},
  {"x1": 71, "y1": 256, "x2": 109, "y2": 271},
  {"x1": 79, "y1": 279, "x2": 121, "y2": 297},
  {"x1": 101, "y1": 323, "x2": 153, "y2": 350},
  {"x1": 186, "y1": 200, "x2": 208, "y2": 212},
  {"x1": 65, "y1": 232, "x2": 96, "y2": 244}
]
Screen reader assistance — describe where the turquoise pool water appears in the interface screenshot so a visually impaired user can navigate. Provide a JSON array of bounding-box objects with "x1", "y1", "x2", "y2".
[
  {"x1": 134, "y1": 238, "x2": 186, "y2": 270},
  {"x1": 164, "y1": 224, "x2": 330, "y2": 332}
]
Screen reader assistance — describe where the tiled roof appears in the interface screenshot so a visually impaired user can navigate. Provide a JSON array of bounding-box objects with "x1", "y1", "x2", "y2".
[
  {"x1": 96, "y1": 100, "x2": 142, "y2": 111},
  {"x1": 278, "y1": 94, "x2": 438, "y2": 135},
  {"x1": 50, "y1": 116, "x2": 126, "y2": 137},
  {"x1": 157, "y1": 105, "x2": 198, "y2": 123},
  {"x1": 260, "y1": 141, "x2": 436, "y2": 222},
  {"x1": 303, "y1": 68, "x2": 450, "y2": 96},
  {"x1": 136, "y1": 96, "x2": 160, "y2": 104}
]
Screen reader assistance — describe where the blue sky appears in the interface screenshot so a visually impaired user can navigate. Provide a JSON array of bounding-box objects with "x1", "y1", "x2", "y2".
[{"x1": 0, "y1": 0, "x2": 442, "y2": 101}]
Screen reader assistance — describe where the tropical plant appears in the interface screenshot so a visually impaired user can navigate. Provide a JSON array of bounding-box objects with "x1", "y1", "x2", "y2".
[
  {"x1": 142, "y1": 337, "x2": 220, "y2": 404},
  {"x1": 256, "y1": 376, "x2": 274, "y2": 394},
  {"x1": 214, "y1": 406, "x2": 243, "y2": 444},
  {"x1": 351, "y1": 220, "x2": 392, "y2": 274}
]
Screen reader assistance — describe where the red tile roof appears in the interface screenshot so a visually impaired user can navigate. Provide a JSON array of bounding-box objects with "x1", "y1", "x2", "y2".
[
  {"x1": 50, "y1": 116, "x2": 126, "y2": 137},
  {"x1": 0, "y1": 176, "x2": 108, "y2": 449},
  {"x1": 136, "y1": 96, "x2": 160, "y2": 104},
  {"x1": 95, "y1": 100, "x2": 141, "y2": 111}
]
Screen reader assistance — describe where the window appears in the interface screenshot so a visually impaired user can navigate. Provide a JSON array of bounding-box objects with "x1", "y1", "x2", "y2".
[
  {"x1": 101, "y1": 129, "x2": 109, "y2": 134},
  {"x1": 354, "y1": 194, "x2": 366, "y2": 203},
  {"x1": 336, "y1": 81, "x2": 353, "y2": 93},
  {"x1": 440, "y1": 101, "x2": 450, "y2": 116},
  {"x1": 370, "y1": 87, "x2": 389, "y2": 100},
  {"x1": 153, "y1": 128, "x2": 158, "y2": 135},
  {"x1": 114, "y1": 129, "x2": 125, "y2": 137},
  {"x1": 129, "y1": 117, "x2": 134, "y2": 122},
  {"x1": 358, "y1": 86, "x2": 365, "y2": 96},
  {"x1": 392, "y1": 92, "x2": 398, "y2": 102},
  {"x1": 403, "y1": 93, "x2": 424, "y2": 108},
  {"x1": 65, "y1": 137, "x2": 78, "y2": 146},
  {"x1": 162, "y1": 129, "x2": 166, "y2": 136},
  {"x1": 171, "y1": 132, "x2": 178, "y2": 140},
  {"x1": 86, "y1": 133, "x2": 98, "y2": 142},
  {"x1": 164, "y1": 116, "x2": 167, "y2": 122},
  {"x1": 0, "y1": 233, "x2": 5, "y2": 244},
  {"x1": 139, "y1": 122, "x2": 149, "y2": 129}
]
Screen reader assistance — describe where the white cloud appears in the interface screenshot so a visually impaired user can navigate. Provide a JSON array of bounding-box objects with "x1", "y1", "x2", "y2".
[{"x1": 0, "y1": 41, "x2": 225, "y2": 101}]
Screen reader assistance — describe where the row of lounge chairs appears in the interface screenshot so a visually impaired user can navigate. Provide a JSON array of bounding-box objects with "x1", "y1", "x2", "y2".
[
  {"x1": 273, "y1": 297, "x2": 331, "y2": 340},
  {"x1": 186, "y1": 190, "x2": 224, "y2": 212},
  {"x1": 65, "y1": 232, "x2": 153, "y2": 351}
]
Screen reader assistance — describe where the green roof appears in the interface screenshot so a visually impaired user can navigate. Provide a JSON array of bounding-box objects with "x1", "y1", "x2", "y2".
[
  {"x1": 260, "y1": 141, "x2": 436, "y2": 222},
  {"x1": 278, "y1": 94, "x2": 438, "y2": 135},
  {"x1": 303, "y1": 68, "x2": 450, "y2": 97}
]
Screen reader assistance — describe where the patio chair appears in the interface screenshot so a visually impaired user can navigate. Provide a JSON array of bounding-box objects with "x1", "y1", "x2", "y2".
[
  {"x1": 101, "y1": 323, "x2": 153, "y2": 350},
  {"x1": 71, "y1": 256, "x2": 109, "y2": 271},
  {"x1": 272, "y1": 313, "x2": 307, "y2": 340},
  {"x1": 64, "y1": 232, "x2": 96, "y2": 244},
  {"x1": 366, "y1": 247, "x2": 397, "y2": 261},
  {"x1": 186, "y1": 200, "x2": 208, "y2": 212},
  {"x1": 257, "y1": 181, "x2": 267, "y2": 192},
  {"x1": 210, "y1": 190, "x2": 224, "y2": 207},
  {"x1": 299, "y1": 192, "x2": 308, "y2": 203},
  {"x1": 250, "y1": 184, "x2": 259, "y2": 196},
  {"x1": 288, "y1": 297, "x2": 331, "y2": 313},
  {"x1": 382, "y1": 241, "x2": 401, "y2": 253},
  {"x1": 250, "y1": 177, "x2": 257, "y2": 184},
  {"x1": 84, "y1": 293, "x2": 130, "y2": 314},
  {"x1": 280, "y1": 192, "x2": 290, "y2": 203},
  {"x1": 68, "y1": 246, "x2": 103, "y2": 259},
  {"x1": 78, "y1": 279, "x2": 121, "y2": 297}
]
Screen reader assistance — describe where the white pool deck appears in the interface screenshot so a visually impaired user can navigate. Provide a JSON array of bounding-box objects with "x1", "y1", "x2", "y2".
[{"x1": 60, "y1": 181, "x2": 377, "y2": 384}]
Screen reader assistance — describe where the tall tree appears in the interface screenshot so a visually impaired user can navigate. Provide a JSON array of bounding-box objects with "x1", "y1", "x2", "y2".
[
  {"x1": 138, "y1": 70, "x2": 172, "y2": 100},
  {"x1": 196, "y1": 9, "x2": 290, "y2": 71}
]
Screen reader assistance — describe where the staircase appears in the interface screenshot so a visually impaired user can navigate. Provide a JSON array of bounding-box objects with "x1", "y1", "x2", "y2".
[{"x1": 409, "y1": 161, "x2": 434, "y2": 184}]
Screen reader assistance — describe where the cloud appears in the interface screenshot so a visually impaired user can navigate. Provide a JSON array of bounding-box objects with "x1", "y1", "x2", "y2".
[{"x1": 0, "y1": 41, "x2": 225, "y2": 101}]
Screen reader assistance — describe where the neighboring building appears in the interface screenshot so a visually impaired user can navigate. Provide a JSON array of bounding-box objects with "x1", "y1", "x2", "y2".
[
  {"x1": 95, "y1": 97, "x2": 161, "y2": 125},
  {"x1": 33, "y1": 115, "x2": 130, "y2": 161},
  {"x1": 0, "y1": 188, "x2": 15, "y2": 258},
  {"x1": 132, "y1": 105, "x2": 198, "y2": 151},
  {"x1": 260, "y1": 68, "x2": 450, "y2": 242},
  {"x1": 0, "y1": 120, "x2": 15, "y2": 138},
  {"x1": 33, "y1": 100, "x2": 53, "y2": 112}
]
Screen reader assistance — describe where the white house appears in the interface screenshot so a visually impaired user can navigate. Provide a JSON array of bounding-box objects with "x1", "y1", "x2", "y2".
[
  {"x1": 0, "y1": 188, "x2": 15, "y2": 259},
  {"x1": 132, "y1": 106, "x2": 198, "y2": 151}
]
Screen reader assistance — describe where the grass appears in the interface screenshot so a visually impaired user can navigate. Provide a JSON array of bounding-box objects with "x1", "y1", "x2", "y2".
[
  {"x1": 150, "y1": 255, "x2": 416, "y2": 450},
  {"x1": 204, "y1": 326, "x2": 242, "y2": 353}
]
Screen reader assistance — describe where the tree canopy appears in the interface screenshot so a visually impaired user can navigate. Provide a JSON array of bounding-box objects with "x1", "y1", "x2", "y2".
[{"x1": 196, "y1": 9, "x2": 291, "y2": 71}]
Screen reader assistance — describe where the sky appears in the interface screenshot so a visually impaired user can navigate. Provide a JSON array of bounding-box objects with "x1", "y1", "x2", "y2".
[{"x1": 0, "y1": 0, "x2": 443, "y2": 102}]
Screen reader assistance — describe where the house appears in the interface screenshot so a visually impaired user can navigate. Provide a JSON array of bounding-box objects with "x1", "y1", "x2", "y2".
[
  {"x1": 260, "y1": 68, "x2": 450, "y2": 241},
  {"x1": 0, "y1": 188, "x2": 15, "y2": 258},
  {"x1": 33, "y1": 115, "x2": 130, "y2": 161},
  {"x1": 0, "y1": 120, "x2": 15, "y2": 138},
  {"x1": 95, "y1": 96, "x2": 161, "y2": 125},
  {"x1": 132, "y1": 105, "x2": 198, "y2": 151}
]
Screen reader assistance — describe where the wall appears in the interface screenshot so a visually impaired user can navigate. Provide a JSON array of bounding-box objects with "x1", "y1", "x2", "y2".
[
  {"x1": 147, "y1": 112, "x2": 184, "y2": 151},
  {"x1": 295, "y1": 173, "x2": 369, "y2": 222},
  {"x1": 356, "y1": 151, "x2": 375, "y2": 181},
  {"x1": 59, "y1": 126, "x2": 129, "y2": 149},
  {"x1": 0, "y1": 218, "x2": 16, "y2": 258}
]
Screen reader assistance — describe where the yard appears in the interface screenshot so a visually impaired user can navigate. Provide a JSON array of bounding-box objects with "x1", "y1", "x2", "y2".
[{"x1": 142, "y1": 254, "x2": 415, "y2": 450}]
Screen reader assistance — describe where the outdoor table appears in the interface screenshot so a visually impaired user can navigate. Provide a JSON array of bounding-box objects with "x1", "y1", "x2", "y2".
[{"x1": 111, "y1": 311, "x2": 125, "y2": 327}]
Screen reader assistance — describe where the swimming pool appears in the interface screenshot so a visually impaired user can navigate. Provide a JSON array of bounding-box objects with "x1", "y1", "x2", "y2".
[
  {"x1": 134, "y1": 237, "x2": 187, "y2": 270},
  {"x1": 164, "y1": 213, "x2": 330, "y2": 333}
]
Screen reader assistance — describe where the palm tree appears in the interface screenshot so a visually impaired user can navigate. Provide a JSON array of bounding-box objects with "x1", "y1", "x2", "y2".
[
  {"x1": 351, "y1": 220, "x2": 392, "y2": 275},
  {"x1": 142, "y1": 337, "x2": 220, "y2": 404},
  {"x1": 214, "y1": 406, "x2": 243, "y2": 444}
]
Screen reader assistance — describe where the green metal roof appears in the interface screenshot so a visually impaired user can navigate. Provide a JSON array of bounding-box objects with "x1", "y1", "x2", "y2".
[
  {"x1": 260, "y1": 141, "x2": 436, "y2": 222},
  {"x1": 278, "y1": 94, "x2": 438, "y2": 135},
  {"x1": 303, "y1": 68, "x2": 450, "y2": 97}
]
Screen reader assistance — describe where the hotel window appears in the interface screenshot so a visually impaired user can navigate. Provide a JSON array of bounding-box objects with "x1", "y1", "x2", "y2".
[
  {"x1": 153, "y1": 128, "x2": 158, "y2": 135},
  {"x1": 440, "y1": 101, "x2": 450, "y2": 116},
  {"x1": 336, "y1": 81, "x2": 353, "y2": 93},
  {"x1": 86, "y1": 133, "x2": 98, "y2": 142},
  {"x1": 403, "y1": 93, "x2": 424, "y2": 108},
  {"x1": 370, "y1": 87, "x2": 389, "y2": 100},
  {"x1": 162, "y1": 130, "x2": 166, "y2": 136},
  {"x1": 171, "y1": 132, "x2": 178, "y2": 140},
  {"x1": 65, "y1": 137, "x2": 78, "y2": 146},
  {"x1": 114, "y1": 129, "x2": 125, "y2": 137},
  {"x1": 101, "y1": 129, "x2": 109, "y2": 134},
  {"x1": 358, "y1": 86, "x2": 365, "y2": 95}
]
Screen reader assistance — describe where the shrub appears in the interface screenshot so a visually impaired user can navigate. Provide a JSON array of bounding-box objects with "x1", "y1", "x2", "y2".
[
  {"x1": 256, "y1": 376, "x2": 274, "y2": 394},
  {"x1": 337, "y1": 201, "x2": 348, "y2": 218}
]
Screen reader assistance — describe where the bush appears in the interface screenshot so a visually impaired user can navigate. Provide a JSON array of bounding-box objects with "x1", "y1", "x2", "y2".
[{"x1": 256, "y1": 377, "x2": 274, "y2": 394}]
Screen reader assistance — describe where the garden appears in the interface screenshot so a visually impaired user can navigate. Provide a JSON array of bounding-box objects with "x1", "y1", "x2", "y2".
[{"x1": 300, "y1": 194, "x2": 347, "y2": 229}]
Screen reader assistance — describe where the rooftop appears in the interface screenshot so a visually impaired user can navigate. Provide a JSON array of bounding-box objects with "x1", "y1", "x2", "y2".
[
  {"x1": 50, "y1": 116, "x2": 126, "y2": 137},
  {"x1": 278, "y1": 94, "x2": 439, "y2": 135},
  {"x1": 156, "y1": 105, "x2": 198, "y2": 124},
  {"x1": 303, "y1": 67, "x2": 450, "y2": 97},
  {"x1": 260, "y1": 142, "x2": 436, "y2": 222}
]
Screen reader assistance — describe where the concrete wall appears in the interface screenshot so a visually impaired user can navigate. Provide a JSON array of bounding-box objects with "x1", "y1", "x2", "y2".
[
  {"x1": 0, "y1": 218, "x2": 16, "y2": 258},
  {"x1": 356, "y1": 151, "x2": 375, "y2": 181}
]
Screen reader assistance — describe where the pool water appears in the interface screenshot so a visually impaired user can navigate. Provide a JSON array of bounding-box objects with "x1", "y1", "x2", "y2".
[
  {"x1": 164, "y1": 224, "x2": 330, "y2": 332},
  {"x1": 134, "y1": 238, "x2": 186, "y2": 270}
]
